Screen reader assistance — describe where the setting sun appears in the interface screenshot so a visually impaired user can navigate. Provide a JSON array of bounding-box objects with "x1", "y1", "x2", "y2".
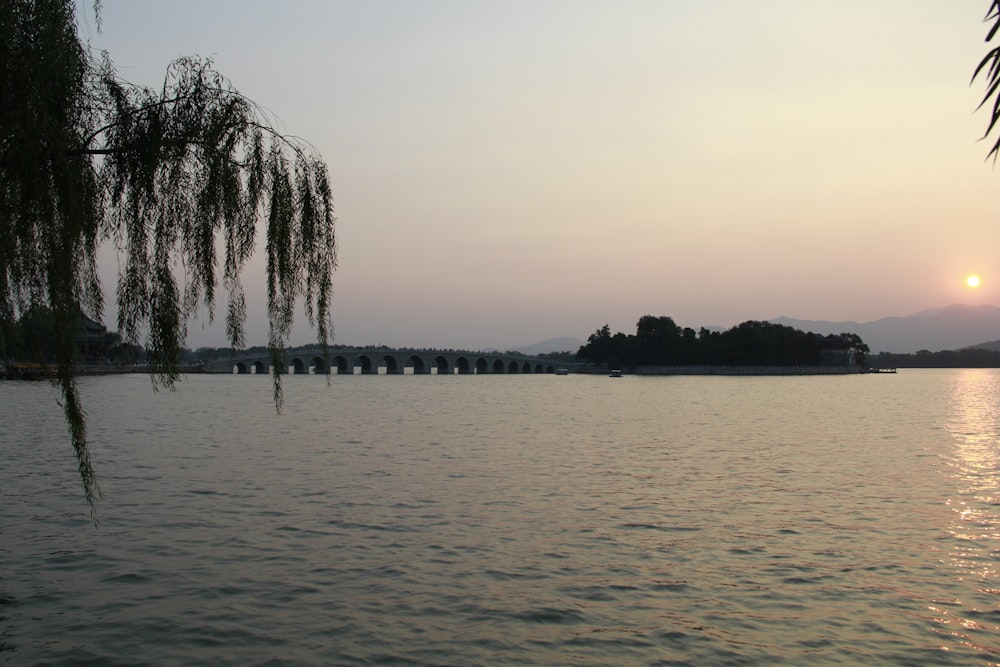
[{"x1": 967, "y1": 275, "x2": 981, "y2": 288}]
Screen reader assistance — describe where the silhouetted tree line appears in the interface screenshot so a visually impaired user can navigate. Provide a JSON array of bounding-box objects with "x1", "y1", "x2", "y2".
[
  {"x1": 538, "y1": 350, "x2": 577, "y2": 362},
  {"x1": 868, "y1": 348, "x2": 1000, "y2": 368},
  {"x1": 576, "y1": 315, "x2": 868, "y2": 368},
  {"x1": 1, "y1": 307, "x2": 142, "y2": 365}
]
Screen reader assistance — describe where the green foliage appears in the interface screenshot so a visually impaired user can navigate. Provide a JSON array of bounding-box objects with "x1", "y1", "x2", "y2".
[
  {"x1": 1, "y1": 1, "x2": 336, "y2": 511},
  {"x1": 577, "y1": 316, "x2": 868, "y2": 369}
]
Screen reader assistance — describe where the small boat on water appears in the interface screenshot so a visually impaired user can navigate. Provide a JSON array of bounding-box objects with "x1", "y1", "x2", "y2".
[
  {"x1": 555, "y1": 368, "x2": 569, "y2": 375},
  {"x1": 609, "y1": 369, "x2": 622, "y2": 378}
]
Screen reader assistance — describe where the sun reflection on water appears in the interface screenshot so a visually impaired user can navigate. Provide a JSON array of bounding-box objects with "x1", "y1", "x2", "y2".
[
  {"x1": 947, "y1": 370, "x2": 1000, "y2": 508},
  {"x1": 941, "y1": 370, "x2": 1000, "y2": 652}
]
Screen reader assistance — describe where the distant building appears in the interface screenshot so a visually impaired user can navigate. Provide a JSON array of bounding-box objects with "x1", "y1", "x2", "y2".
[{"x1": 78, "y1": 311, "x2": 109, "y2": 360}]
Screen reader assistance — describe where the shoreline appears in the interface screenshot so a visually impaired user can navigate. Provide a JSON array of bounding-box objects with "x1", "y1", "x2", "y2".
[
  {"x1": 0, "y1": 363, "x2": 205, "y2": 380},
  {"x1": 0, "y1": 363, "x2": 876, "y2": 379},
  {"x1": 576, "y1": 365, "x2": 866, "y2": 376}
]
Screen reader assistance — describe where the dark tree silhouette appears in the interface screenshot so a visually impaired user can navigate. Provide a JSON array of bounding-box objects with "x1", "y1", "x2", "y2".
[
  {"x1": 577, "y1": 317, "x2": 867, "y2": 369},
  {"x1": 1, "y1": 1, "x2": 337, "y2": 509}
]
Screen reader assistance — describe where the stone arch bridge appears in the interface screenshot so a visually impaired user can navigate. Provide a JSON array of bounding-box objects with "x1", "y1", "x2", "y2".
[{"x1": 202, "y1": 346, "x2": 565, "y2": 376}]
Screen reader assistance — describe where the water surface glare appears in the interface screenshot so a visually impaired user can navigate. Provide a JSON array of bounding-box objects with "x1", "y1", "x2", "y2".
[{"x1": 2, "y1": 370, "x2": 1000, "y2": 665}]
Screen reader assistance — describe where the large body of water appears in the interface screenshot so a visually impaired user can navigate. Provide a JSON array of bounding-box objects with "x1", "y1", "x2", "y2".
[{"x1": 2, "y1": 369, "x2": 1000, "y2": 665}]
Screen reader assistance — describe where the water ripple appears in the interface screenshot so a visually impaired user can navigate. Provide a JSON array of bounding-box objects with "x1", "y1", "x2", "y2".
[{"x1": 2, "y1": 371, "x2": 1000, "y2": 664}]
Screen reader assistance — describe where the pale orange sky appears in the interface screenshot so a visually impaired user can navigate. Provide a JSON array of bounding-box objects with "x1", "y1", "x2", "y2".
[{"x1": 85, "y1": 1, "x2": 1000, "y2": 350}]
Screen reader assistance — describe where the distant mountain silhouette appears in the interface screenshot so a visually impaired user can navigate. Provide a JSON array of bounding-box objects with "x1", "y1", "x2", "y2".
[
  {"x1": 771, "y1": 304, "x2": 1000, "y2": 353},
  {"x1": 964, "y1": 338, "x2": 1000, "y2": 352},
  {"x1": 517, "y1": 336, "x2": 585, "y2": 355}
]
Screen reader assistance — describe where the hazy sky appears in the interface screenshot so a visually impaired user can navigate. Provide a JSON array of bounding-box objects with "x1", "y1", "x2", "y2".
[{"x1": 82, "y1": 1, "x2": 1000, "y2": 350}]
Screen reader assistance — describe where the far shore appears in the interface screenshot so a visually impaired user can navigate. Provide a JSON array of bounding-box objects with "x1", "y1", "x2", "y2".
[
  {"x1": 1, "y1": 362, "x2": 881, "y2": 379},
  {"x1": 0, "y1": 363, "x2": 205, "y2": 380},
  {"x1": 575, "y1": 365, "x2": 866, "y2": 376}
]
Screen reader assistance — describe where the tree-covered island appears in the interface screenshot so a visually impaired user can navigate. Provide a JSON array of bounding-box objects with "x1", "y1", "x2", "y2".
[{"x1": 576, "y1": 315, "x2": 869, "y2": 371}]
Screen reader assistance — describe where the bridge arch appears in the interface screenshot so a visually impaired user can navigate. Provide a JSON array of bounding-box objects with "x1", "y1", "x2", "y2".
[
  {"x1": 455, "y1": 356, "x2": 471, "y2": 374},
  {"x1": 235, "y1": 361, "x2": 249, "y2": 374},
  {"x1": 493, "y1": 359, "x2": 505, "y2": 373},
  {"x1": 381, "y1": 354, "x2": 400, "y2": 374},
  {"x1": 311, "y1": 356, "x2": 328, "y2": 374},
  {"x1": 357, "y1": 355, "x2": 374, "y2": 374},
  {"x1": 406, "y1": 355, "x2": 427, "y2": 374},
  {"x1": 434, "y1": 356, "x2": 450, "y2": 374},
  {"x1": 253, "y1": 360, "x2": 268, "y2": 375},
  {"x1": 507, "y1": 360, "x2": 520, "y2": 373},
  {"x1": 475, "y1": 357, "x2": 489, "y2": 374},
  {"x1": 290, "y1": 357, "x2": 306, "y2": 374}
]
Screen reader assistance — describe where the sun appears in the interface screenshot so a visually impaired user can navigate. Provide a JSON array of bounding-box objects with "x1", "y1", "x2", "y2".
[{"x1": 967, "y1": 275, "x2": 981, "y2": 288}]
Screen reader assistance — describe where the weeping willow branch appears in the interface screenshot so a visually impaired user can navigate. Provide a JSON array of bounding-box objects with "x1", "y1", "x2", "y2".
[
  {"x1": 1, "y1": 0, "x2": 337, "y2": 510},
  {"x1": 975, "y1": 1, "x2": 1000, "y2": 161}
]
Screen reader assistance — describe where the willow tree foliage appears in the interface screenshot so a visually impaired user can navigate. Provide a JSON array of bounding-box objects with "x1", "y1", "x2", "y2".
[
  {"x1": 1, "y1": 1, "x2": 337, "y2": 509},
  {"x1": 976, "y1": 1, "x2": 1000, "y2": 159}
]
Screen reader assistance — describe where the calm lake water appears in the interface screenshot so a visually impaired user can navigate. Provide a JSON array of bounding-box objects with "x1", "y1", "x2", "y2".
[{"x1": 2, "y1": 369, "x2": 1000, "y2": 665}]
